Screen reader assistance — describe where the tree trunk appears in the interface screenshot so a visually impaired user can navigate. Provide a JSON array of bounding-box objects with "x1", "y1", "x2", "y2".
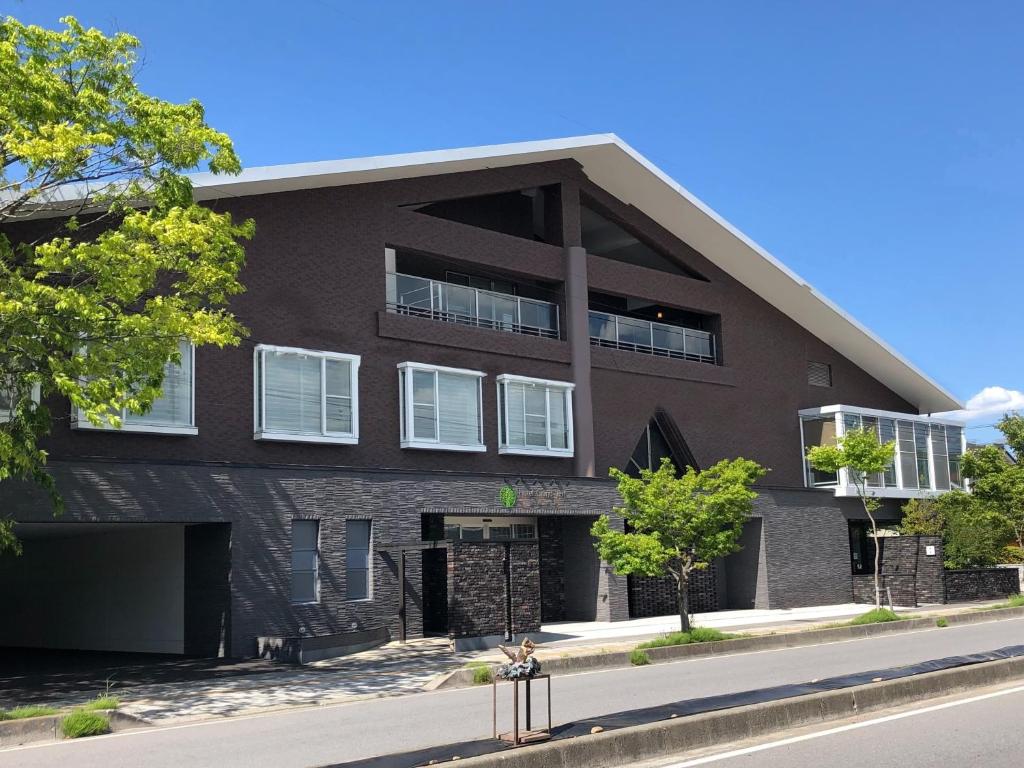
[
  {"x1": 867, "y1": 506, "x2": 881, "y2": 610},
  {"x1": 677, "y1": 566, "x2": 691, "y2": 633}
]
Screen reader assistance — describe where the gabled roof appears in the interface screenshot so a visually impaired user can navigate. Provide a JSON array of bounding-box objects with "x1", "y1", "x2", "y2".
[{"x1": 195, "y1": 135, "x2": 959, "y2": 413}]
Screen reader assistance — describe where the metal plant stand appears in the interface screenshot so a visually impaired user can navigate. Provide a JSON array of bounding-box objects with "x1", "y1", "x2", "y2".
[{"x1": 492, "y1": 674, "x2": 552, "y2": 746}]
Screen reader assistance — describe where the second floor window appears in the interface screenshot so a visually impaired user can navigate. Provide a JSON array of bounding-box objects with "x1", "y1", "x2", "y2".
[
  {"x1": 73, "y1": 339, "x2": 195, "y2": 435},
  {"x1": 497, "y1": 375, "x2": 574, "y2": 457},
  {"x1": 254, "y1": 345, "x2": 360, "y2": 444},
  {"x1": 398, "y1": 362, "x2": 485, "y2": 452}
]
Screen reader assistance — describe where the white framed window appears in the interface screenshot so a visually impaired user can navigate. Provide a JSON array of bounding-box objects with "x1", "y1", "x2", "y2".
[
  {"x1": 73, "y1": 340, "x2": 196, "y2": 435},
  {"x1": 254, "y1": 344, "x2": 360, "y2": 445},
  {"x1": 346, "y1": 519, "x2": 372, "y2": 601},
  {"x1": 291, "y1": 519, "x2": 320, "y2": 604},
  {"x1": 398, "y1": 362, "x2": 485, "y2": 452},
  {"x1": 0, "y1": 380, "x2": 41, "y2": 424},
  {"x1": 497, "y1": 375, "x2": 574, "y2": 457}
]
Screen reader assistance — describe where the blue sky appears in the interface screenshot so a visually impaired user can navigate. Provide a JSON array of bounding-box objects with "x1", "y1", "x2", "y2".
[{"x1": 10, "y1": 1, "x2": 1023, "y2": 440}]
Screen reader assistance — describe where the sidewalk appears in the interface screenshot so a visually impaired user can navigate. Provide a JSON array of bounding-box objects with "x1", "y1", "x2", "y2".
[{"x1": 6, "y1": 600, "x2": 1011, "y2": 725}]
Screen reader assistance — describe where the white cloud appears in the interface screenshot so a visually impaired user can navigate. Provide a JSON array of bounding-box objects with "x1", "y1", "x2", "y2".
[{"x1": 936, "y1": 386, "x2": 1024, "y2": 423}]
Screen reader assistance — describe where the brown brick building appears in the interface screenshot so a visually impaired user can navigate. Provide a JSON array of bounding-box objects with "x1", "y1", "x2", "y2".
[{"x1": 0, "y1": 136, "x2": 965, "y2": 659}]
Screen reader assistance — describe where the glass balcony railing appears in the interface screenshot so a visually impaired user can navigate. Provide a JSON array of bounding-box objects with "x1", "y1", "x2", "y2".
[
  {"x1": 386, "y1": 273, "x2": 560, "y2": 339},
  {"x1": 588, "y1": 310, "x2": 716, "y2": 364}
]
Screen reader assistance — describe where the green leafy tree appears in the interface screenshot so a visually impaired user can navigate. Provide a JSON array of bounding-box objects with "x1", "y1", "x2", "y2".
[
  {"x1": 592, "y1": 457, "x2": 767, "y2": 632},
  {"x1": 938, "y1": 491, "x2": 1010, "y2": 569},
  {"x1": 898, "y1": 492, "x2": 1009, "y2": 569},
  {"x1": 897, "y1": 497, "x2": 944, "y2": 537},
  {"x1": 807, "y1": 427, "x2": 895, "y2": 609},
  {"x1": 0, "y1": 16, "x2": 252, "y2": 553},
  {"x1": 962, "y1": 414, "x2": 1024, "y2": 549}
]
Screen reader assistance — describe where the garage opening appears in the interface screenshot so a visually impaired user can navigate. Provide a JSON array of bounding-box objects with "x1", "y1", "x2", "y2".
[{"x1": 0, "y1": 522, "x2": 230, "y2": 657}]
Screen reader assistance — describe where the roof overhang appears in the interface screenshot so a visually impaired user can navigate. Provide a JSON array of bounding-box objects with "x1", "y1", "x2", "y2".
[{"x1": 20, "y1": 135, "x2": 964, "y2": 412}]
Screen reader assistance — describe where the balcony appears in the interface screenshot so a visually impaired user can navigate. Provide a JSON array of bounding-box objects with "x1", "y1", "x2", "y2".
[
  {"x1": 588, "y1": 310, "x2": 716, "y2": 364},
  {"x1": 386, "y1": 273, "x2": 560, "y2": 339}
]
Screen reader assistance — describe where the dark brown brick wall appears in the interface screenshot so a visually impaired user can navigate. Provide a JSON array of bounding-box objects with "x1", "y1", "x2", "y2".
[{"x1": 23, "y1": 159, "x2": 915, "y2": 488}]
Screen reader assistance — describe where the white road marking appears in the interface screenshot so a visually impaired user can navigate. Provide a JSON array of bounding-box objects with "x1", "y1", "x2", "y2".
[{"x1": 656, "y1": 683, "x2": 1024, "y2": 767}]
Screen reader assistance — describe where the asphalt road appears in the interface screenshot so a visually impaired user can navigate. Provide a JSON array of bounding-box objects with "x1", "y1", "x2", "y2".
[
  {"x1": 647, "y1": 682, "x2": 1024, "y2": 768},
  {"x1": 4, "y1": 617, "x2": 1024, "y2": 768}
]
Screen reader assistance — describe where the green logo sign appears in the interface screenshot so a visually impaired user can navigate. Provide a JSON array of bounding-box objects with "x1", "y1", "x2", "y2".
[{"x1": 499, "y1": 485, "x2": 518, "y2": 509}]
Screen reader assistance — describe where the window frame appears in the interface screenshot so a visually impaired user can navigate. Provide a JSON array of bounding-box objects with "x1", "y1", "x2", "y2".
[
  {"x1": 496, "y1": 374, "x2": 575, "y2": 457},
  {"x1": 345, "y1": 518, "x2": 373, "y2": 602},
  {"x1": 0, "y1": 382, "x2": 41, "y2": 424},
  {"x1": 397, "y1": 362, "x2": 486, "y2": 452},
  {"x1": 72, "y1": 342, "x2": 197, "y2": 436},
  {"x1": 253, "y1": 344, "x2": 360, "y2": 445},
  {"x1": 290, "y1": 519, "x2": 320, "y2": 605}
]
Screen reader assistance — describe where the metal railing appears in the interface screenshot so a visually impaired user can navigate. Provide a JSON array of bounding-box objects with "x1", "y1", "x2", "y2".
[
  {"x1": 588, "y1": 310, "x2": 716, "y2": 364},
  {"x1": 386, "y1": 273, "x2": 559, "y2": 339}
]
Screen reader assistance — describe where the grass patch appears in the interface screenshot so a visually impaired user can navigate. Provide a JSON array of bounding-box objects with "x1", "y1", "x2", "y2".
[
  {"x1": 61, "y1": 710, "x2": 109, "y2": 739},
  {"x1": 635, "y1": 627, "x2": 737, "y2": 650},
  {"x1": 465, "y1": 662, "x2": 493, "y2": 685},
  {"x1": 79, "y1": 696, "x2": 120, "y2": 712},
  {"x1": 847, "y1": 608, "x2": 903, "y2": 625},
  {"x1": 992, "y1": 593, "x2": 1024, "y2": 609},
  {"x1": 630, "y1": 649, "x2": 650, "y2": 666},
  {"x1": 0, "y1": 705, "x2": 59, "y2": 721},
  {"x1": 936, "y1": 616, "x2": 949, "y2": 627}
]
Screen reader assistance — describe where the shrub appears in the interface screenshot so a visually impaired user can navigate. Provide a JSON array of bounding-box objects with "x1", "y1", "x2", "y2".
[
  {"x1": 1001, "y1": 545, "x2": 1024, "y2": 564},
  {"x1": 61, "y1": 710, "x2": 109, "y2": 739},
  {"x1": 0, "y1": 705, "x2": 59, "y2": 721},
  {"x1": 636, "y1": 627, "x2": 736, "y2": 650},
  {"x1": 848, "y1": 608, "x2": 902, "y2": 625},
  {"x1": 467, "y1": 663, "x2": 493, "y2": 685},
  {"x1": 935, "y1": 616, "x2": 948, "y2": 628},
  {"x1": 994, "y1": 593, "x2": 1024, "y2": 609},
  {"x1": 630, "y1": 649, "x2": 650, "y2": 666},
  {"x1": 80, "y1": 696, "x2": 119, "y2": 712}
]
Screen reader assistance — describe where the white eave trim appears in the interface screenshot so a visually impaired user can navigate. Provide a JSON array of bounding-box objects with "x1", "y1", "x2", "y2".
[{"x1": 799, "y1": 404, "x2": 966, "y2": 428}]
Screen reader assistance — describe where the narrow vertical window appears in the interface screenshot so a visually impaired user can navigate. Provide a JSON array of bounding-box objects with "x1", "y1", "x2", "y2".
[
  {"x1": 897, "y1": 420, "x2": 919, "y2": 490},
  {"x1": 291, "y1": 520, "x2": 319, "y2": 604},
  {"x1": 346, "y1": 519, "x2": 372, "y2": 600}
]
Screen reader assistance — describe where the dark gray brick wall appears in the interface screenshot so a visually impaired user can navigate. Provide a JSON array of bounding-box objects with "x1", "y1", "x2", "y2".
[
  {"x1": 851, "y1": 535, "x2": 944, "y2": 607},
  {"x1": 446, "y1": 541, "x2": 540, "y2": 638},
  {"x1": 538, "y1": 517, "x2": 566, "y2": 622},
  {"x1": 627, "y1": 567, "x2": 718, "y2": 618},
  {"x1": 757, "y1": 488, "x2": 902, "y2": 609},
  {"x1": 945, "y1": 568, "x2": 1020, "y2": 602}
]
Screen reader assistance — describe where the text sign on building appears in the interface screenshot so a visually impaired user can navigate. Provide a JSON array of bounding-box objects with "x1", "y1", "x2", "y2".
[{"x1": 499, "y1": 478, "x2": 570, "y2": 510}]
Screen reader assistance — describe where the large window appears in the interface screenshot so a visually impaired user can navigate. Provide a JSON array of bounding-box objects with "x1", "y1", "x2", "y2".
[
  {"x1": 74, "y1": 340, "x2": 196, "y2": 435},
  {"x1": 254, "y1": 345, "x2": 359, "y2": 444},
  {"x1": 497, "y1": 375, "x2": 574, "y2": 457},
  {"x1": 346, "y1": 519, "x2": 372, "y2": 600},
  {"x1": 800, "y1": 405, "x2": 966, "y2": 497},
  {"x1": 0, "y1": 379, "x2": 40, "y2": 424},
  {"x1": 291, "y1": 520, "x2": 320, "y2": 604},
  {"x1": 398, "y1": 362, "x2": 485, "y2": 451}
]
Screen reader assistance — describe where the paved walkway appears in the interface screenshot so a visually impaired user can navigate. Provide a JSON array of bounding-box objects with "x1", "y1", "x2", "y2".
[{"x1": 3, "y1": 601, "x2": 1006, "y2": 724}]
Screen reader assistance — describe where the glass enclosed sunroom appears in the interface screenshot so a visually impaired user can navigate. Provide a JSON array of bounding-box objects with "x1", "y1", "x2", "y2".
[{"x1": 799, "y1": 405, "x2": 967, "y2": 499}]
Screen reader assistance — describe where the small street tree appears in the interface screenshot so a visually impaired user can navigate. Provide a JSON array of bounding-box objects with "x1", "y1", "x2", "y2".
[
  {"x1": 806, "y1": 427, "x2": 895, "y2": 609},
  {"x1": 0, "y1": 16, "x2": 252, "y2": 553},
  {"x1": 962, "y1": 414, "x2": 1024, "y2": 550},
  {"x1": 592, "y1": 457, "x2": 766, "y2": 632}
]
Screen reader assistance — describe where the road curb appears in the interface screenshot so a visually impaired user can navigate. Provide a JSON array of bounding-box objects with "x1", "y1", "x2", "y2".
[
  {"x1": 430, "y1": 605, "x2": 1024, "y2": 690},
  {"x1": 0, "y1": 709, "x2": 147, "y2": 748},
  {"x1": 446, "y1": 654, "x2": 1024, "y2": 767}
]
